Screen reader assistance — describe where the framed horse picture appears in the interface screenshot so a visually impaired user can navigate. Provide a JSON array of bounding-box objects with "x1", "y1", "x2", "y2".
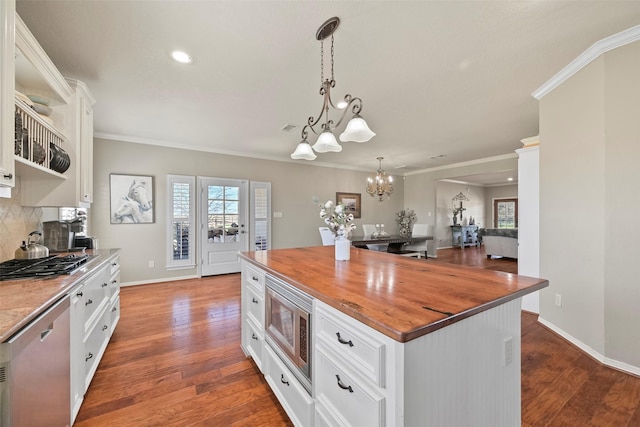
[{"x1": 110, "y1": 174, "x2": 155, "y2": 224}]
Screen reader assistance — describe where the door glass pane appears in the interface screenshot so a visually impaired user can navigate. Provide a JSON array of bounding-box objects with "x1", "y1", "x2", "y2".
[
  {"x1": 207, "y1": 185, "x2": 240, "y2": 244},
  {"x1": 172, "y1": 182, "x2": 190, "y2": 260}
]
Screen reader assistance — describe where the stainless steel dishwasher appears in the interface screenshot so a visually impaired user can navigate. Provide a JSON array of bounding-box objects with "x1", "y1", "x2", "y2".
[{"x1": 0, "y1": 295, "x2": 71, "y2": 427}]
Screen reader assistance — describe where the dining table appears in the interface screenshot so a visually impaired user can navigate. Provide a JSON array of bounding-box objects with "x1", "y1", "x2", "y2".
[{"x1": 350, "y1": 234, "x2": 433, "y2": 253}]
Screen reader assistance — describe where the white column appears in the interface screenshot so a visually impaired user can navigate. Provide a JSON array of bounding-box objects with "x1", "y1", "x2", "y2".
[{"x1": 517, "y1": 137, "x2": 540, "y2": 313}]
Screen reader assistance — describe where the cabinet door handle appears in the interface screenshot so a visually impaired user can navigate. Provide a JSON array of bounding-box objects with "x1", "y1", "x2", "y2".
[
  {"x1": 112, "y1": 307, "x2": 117, "y2": 312},
  {"x1": 252, "y1": 276, "x2": 259, "y2": 282},
  {"x1": 251, "y1": 297, "x2": 259, "y2": 304},
  {"x1": 101, "y1": 282, "x2": 108, "y2": 288},
  {"x1": 112, "y1": 262, "x2": 118, "y2": 267},
  {"x1": 336, "y1": 332, "x2": 354, "y2": 347},
  {"x1": 251, "y1": 333, "x2": 258, "y2": 341},
  {"x1": 336, "y1": 375, "x2": 354, "y2": 393},
  {"x1": 3, "y1": 173, "x2": 13, "y2": 179},
  {"x1": 102, "y1": 325, "x2": 108, "y2": 331},
  {"x1": 280, "y1": 374, "x2": 289, "y2": 386},
  {"x1": 85, "y1": 299, "x2": 93, "y2": 306},
  {"x1": 85, "y1": 352, "x2": 93, "y2": 362},
  {"x1": 111, "y1": 279, "x2": 118, "y2": 284}
]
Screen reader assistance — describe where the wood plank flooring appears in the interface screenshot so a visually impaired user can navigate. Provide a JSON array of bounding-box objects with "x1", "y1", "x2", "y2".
[{"x1": 75, "y1": 248, "x2": 640, "y2": 426}]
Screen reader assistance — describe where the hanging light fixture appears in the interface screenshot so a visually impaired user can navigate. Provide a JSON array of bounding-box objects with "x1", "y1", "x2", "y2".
[
  {"x1": 366, "y1": 157, "x2": 394, "y2": 203},
  {"x1": 290, "y1": 17, "x2": 375, "y2": 161}
]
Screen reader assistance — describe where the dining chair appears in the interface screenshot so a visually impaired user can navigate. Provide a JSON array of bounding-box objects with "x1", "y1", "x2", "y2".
[
  {"x1": 401, "y1": 223, "x2": 431, "y2": 258},
  {"x1": 361, "y1": 224, "x2": 387, "y2": 252},
  {"x1": 319, "y1": 227, "x2": 335, "y2": 246}
]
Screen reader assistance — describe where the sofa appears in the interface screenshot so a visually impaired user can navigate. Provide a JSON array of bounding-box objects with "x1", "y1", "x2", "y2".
[{"x1": 478, "y1": 228, "x2": 518, "y2": 259}]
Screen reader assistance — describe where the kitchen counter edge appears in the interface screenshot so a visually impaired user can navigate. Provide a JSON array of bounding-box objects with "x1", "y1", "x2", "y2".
[{"x1": 0, "y1": 249, "x2": 121, "y2": 342}]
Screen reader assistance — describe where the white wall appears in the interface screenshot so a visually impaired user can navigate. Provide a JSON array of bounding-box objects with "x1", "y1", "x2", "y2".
[
  {"x1": 483, "y1": 184, "x2": 518, "y2": 228},
  {"x1": 539, "y1": 41, "x2": 640, "y2": 372},
  {"x1": 91, "y1": 138, "x2": 404, "y2": 283}
]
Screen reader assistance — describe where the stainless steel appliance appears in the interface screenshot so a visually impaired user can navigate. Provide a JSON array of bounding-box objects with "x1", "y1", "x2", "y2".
[
  {"x1": 0, "y1": 254, "x2": 89, "y2": 281},
  {"x1": 265, "y1": 274, "x2": 312, "y2": 394},
  {"x1": 43, "y1": 219, "x2": 85, "y2": 252},
  {"x1": 14, "y1": 231, "x2": 49, "y2": 259},
  {"x1": 0, "y1": 295, "x2": 71, "y2": 427}
]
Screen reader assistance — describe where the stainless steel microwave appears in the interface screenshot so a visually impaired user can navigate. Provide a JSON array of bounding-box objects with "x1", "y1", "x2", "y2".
[{"x1": 265, "y1": 274, "x2": 313, "y2": 394}]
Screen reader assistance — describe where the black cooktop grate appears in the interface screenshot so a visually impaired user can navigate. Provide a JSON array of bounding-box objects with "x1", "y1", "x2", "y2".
[{"x1": 0, "y1": 254, "x2": 89, "y2": 280}]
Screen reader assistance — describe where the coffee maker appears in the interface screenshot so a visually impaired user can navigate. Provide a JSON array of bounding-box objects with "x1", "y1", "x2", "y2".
[{"x1": 43, "y1": 219, "x2": 85, "y2": 252}]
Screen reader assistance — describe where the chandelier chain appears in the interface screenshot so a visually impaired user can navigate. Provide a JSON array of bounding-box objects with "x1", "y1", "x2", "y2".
[
  {"x1": 330, "y1": 34, "x2": 335, "y2": 81},
  {"x1": 320, "y1": 39, "x2": 324, "y2": 85}
]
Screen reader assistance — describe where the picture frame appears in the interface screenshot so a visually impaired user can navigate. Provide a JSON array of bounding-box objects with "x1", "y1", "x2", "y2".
[
  {"x1": 110, "y1": 174, "x2": 155, "y2": 224},
  {"x1": 336, "y1": 192, "x2": 361, "y2": 218}
]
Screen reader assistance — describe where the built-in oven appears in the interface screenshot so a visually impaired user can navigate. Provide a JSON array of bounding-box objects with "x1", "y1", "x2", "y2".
[{"x1": 265, "y1": 274, "x2": 313, "y2": 395}]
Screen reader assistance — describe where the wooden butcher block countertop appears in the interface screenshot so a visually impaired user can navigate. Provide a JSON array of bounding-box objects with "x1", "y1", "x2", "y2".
[
  {"x1": 239, "y1": 246, "x2": 548, "y2": 342},
  {"x1": 0, "y1": 248, "x2": 120, "y2": 342}
]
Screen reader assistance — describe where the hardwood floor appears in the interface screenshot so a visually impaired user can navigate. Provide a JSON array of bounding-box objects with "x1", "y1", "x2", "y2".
[{"x1": 75, "y1": 248, "x2": 640, "y2": 426}]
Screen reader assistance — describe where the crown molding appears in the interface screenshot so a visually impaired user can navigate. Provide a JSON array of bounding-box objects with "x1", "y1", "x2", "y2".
[
  {"x1": 533, "y1": 25, "x2": 640, "y2": 100},
  {"x1": 94, "y1": 132, "x2": 374, "y2": 173},
  {"x1": 404, "y1": 153, "x2": 518, "y2": 176}
]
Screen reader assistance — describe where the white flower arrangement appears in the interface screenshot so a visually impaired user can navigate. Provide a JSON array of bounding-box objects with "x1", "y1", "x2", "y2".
[{"x1": 319, "y1": 200, "x2": 356, "y2": 239}]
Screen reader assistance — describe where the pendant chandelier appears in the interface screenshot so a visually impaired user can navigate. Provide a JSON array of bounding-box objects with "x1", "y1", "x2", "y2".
[
  {"x1": 366, "y1": 157, "x2": 394, "y2": 203},
  {"x1": 290, "y1": 17, "x2": 376, "y2": 161}
]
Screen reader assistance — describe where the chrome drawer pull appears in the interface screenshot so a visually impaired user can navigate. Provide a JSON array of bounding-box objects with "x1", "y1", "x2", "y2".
[
  {"x1": 85, "y1": 352, "x2": 93, "y2": 362},
  {"x1": 336, "y1": 332, "x2": 354, "y2": 347},
  {"x1": 76, "y1": 291, "x2": 83, "y2": 297},
  {"x1": 85, "y1": 298, "x2": 93, "y2": 306},
  {"x1": 251, "y1": 333, "x2": 258, "y2": 341},
  {"x1": 251, "y1": 297, "x2": 259, "y2": 304},
  {"x1": 336, "y1": 375, "x2": 354, "y2": 393},
  {"x1": 280, "y1": 374, "x2": 289, "y2": 386}
]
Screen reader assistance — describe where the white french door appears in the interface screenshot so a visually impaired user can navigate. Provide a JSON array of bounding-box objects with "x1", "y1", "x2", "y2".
[{"x1": 198, "y1": 177, "x2": 248, "y2": 276}]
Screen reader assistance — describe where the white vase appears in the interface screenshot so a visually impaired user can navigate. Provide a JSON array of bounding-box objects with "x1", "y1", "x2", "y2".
[{"x1": 334, "y1": 237, "x2": 351, "y2": 261}]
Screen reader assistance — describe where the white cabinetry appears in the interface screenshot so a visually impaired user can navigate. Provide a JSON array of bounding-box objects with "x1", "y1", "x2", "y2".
[
  {"x1": 70, "y1": 253, "x2": 121, "y2": 424},
  {"x1": 241, "y1": 262, "x2": 265, "y2": 371},
  {"x1": 0, "y1": 8, "x2": 95, "y2": 204},
  {"x1": 0, "y1": 0, "x2": 15, "y2": 187}
]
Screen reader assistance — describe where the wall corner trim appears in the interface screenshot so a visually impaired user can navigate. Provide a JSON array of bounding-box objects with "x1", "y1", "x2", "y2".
[
  {"x1": 537, "y1": 317, "x2": 640, "y2": 377},
  {"x1": 532, "y1": 25, "x2": 640, "y2": 100}
]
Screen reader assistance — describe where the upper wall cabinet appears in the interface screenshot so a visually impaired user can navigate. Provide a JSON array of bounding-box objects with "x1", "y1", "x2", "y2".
[
  {"x1": 0, "y1": 0, "x2": 16, "y2": 187},
  {"x1": 10, "y1": 12, "x2": 96, "y2": 207}
]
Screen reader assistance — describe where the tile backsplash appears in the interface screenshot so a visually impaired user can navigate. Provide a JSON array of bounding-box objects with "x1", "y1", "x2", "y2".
[{"x1": 0, "y1": 178, "x2": 43, "y2": 262}]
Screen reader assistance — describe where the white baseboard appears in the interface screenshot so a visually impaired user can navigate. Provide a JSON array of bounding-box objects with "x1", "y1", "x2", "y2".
[
  {"x1": 121, "y1": 274, "x2": 199, "y2": 287},
  {"x1": 538, "y1": 317, "x2": 640, "y2": 377}
]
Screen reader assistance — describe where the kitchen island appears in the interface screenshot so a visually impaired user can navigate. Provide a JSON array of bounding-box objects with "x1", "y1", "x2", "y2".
[{"x1": 239, "y1": 245, "x2": 548, "y2": 427}]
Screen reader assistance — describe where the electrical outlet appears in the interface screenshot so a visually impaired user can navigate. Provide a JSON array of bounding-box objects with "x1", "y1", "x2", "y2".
[
  {"x1": 148, "y1": 260, "x2": 155, "y2": 268},
  {"x1": 503, "y1": 337, "x2": 513, "y2": 366},
  {"x1": 555, "y1": 293, "x2": 562, "y2": 307}
]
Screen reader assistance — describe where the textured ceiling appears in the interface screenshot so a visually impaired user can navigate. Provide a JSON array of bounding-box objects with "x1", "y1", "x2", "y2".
[{"x1": 15, "y1": 1, "x2": 640, "y2": 184}]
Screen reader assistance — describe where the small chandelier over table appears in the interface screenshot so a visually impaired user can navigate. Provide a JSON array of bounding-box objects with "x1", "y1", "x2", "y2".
[
  {"x1": 367, "y1": 157, "x2": 393, "y2": 203},
  {"x1": 290, "y1": 17, "x2": 376, "y2": 161}
]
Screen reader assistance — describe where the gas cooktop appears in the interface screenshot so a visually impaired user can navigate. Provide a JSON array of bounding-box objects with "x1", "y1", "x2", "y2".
[{"x1": 0, "y1": 254, "x2": 89, "y2": 281}]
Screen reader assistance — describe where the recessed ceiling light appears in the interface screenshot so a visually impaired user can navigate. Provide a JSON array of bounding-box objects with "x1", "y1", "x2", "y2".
[{"x1": 171, "y1": 50, "x2": 192, "y2": 64}]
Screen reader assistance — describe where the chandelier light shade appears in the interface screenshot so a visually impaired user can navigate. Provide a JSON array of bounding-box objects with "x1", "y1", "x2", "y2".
[
  {"x1": 290, "y1": 17, "x2": 375, "y2": 161},
  {"x1": 290, "y1": 140, "x2": 317, "y2": 160},
  {"x1": 312, "y1": 131, "x2": 342, "y2": 153},
  {"x1": 366, "y1": 157, "x2": 394, "y2": 203}
]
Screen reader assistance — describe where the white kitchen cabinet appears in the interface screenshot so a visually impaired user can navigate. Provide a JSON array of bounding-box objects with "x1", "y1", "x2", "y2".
[
  {"x1": 70, "y1": 252, "x2": 121, "y2": 424},
  {"x1": 240, "y1": 261, "x2": 265, "y2": 372},
  {"x1": 0, "y1": 11, "x2": 96, "y2": 206},
  {"x1": 0, "y1": 0, "x2": 16, "y2": 187}
]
